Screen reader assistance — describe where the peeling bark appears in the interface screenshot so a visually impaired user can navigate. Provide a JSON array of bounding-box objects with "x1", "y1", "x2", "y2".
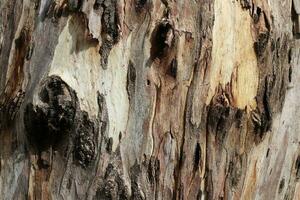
[{"x1": 0, "y1": 0, "x2": 300, "y2": 199}]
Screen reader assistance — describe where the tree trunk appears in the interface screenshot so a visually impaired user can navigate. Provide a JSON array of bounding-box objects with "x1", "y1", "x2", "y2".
[{"x1": 0, "y1": 0, "x2": 300, "y2": 199}]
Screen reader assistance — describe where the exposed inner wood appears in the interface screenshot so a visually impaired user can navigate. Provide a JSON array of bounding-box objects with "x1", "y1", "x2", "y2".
[{"x1": 207, "y1": 0, "x2": 258, "y2": 110}]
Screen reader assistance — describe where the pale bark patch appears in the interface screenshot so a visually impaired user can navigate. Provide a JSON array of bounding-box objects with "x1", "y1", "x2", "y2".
[{"x1": 208, "y1": 0, "x2": 258, "y2": 109}]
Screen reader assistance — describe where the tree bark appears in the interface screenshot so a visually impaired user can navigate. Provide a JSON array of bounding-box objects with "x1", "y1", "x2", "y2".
[{"x1": 0, "y1": 0, "x2": 300, "y2": 199}]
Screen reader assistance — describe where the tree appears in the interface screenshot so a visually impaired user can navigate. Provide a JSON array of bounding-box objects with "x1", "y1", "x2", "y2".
[{"x1": 0, "y1": 0, "x2": 299, "y2": 199}]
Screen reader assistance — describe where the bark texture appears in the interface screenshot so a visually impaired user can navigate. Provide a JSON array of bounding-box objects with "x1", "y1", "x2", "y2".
[{"x1": 0, "y1": 0, "x2": 300, "y2": 199}]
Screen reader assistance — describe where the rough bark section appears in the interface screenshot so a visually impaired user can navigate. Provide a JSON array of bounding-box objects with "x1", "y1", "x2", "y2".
[
  {"x1": 0, "y1": 0, "x2": 299, "y2": 200},
  {"x1": 178, "y1": 1, "x2": 214, "y2": 199},
  {"x1": 202, "y1": 1, "x2": 295, "y2": 199}
]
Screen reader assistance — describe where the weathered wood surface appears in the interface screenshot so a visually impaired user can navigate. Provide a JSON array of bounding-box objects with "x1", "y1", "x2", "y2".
[{"x1": 0, "y1": 0, "x2": 300, "y2": 199}]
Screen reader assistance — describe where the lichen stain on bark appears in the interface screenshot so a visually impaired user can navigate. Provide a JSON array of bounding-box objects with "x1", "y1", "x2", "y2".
[{"x1": 207, "y1": 0, "x2": 258, "y2": 109}]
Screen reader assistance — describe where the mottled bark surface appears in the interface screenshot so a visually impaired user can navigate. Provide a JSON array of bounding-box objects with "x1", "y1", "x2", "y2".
[{"x1": 0, "y1": 0, "x2": 300, "y2": 199}]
